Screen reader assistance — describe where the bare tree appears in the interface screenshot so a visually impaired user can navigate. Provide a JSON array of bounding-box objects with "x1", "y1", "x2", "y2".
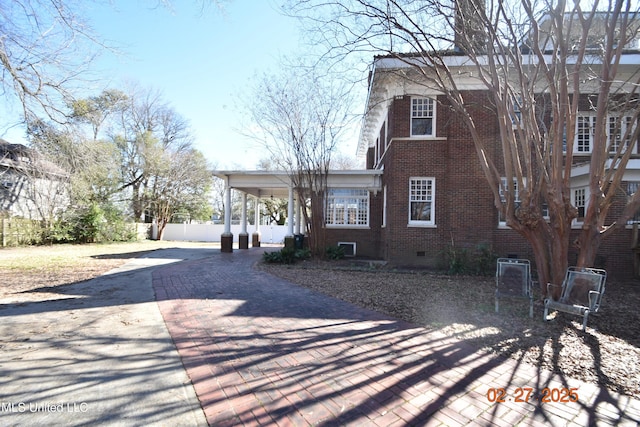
[
  {"x1": 285, "y1": 0, "x2": 640, "y2": 293},
  {"x1": 245, "y1": 63, "x2": 354, "y2": 255},
  {"x1": 0, "y1": 0, "x2": 231, "y2": 134},
  {"x1": 0, "y1": 0, "x2": 103, "y2": 122},
  {"x1": 102, "y1": 85, "x2": 194, "y2": 220},
  {"x1": 329, "y1": 152, "x2": 363, "y2": 170}
]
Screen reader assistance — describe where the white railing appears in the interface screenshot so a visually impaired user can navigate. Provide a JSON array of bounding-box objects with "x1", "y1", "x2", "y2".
[{"x1": 158, "y1": 223, "x2": 289, "y2": 244}]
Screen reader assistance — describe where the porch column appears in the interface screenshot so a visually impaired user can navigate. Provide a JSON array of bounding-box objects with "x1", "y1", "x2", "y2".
[
  {"x1": 239, "y1": 192, "x2": 249, "y2": 249},
  {"x1": 295, "y1": 196, "x2": 301, "y2": 235},
  {"x1": 252, "y1": 196, "x2": 261, "y2": 247},
  {"x1": 221, "y1": 184, "x2": 233, "y2": 253},
  {"x1": 299, "y1": 196, "x2": 306, "y2": 235},
  {"x1": 295, "y1": 194, "x2": 305, "y2": 250},
  {"x1": 284, "y1": 185, "x2": 295, "y2": 249}
]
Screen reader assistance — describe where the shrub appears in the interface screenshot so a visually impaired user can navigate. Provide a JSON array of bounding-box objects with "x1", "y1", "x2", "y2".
[
  {"x1": 294, "y1": 248, "x2": 311, "y2": 261},
  {"x1": 442, "y1": 244, "x2": 470, "y2": 275},
  {"x1": 325, "y1": 245, "x2": 345, "y2": 260},
  {"x1": 440, "y1": 242, "x2": 498, "y2": 276},
  {"x1": 45, "y1": 219, "x2": 75, "y2": 243},
  {"x1": 473, "y1": 243, "x2": 498, "y2": 276},
  {"x1": 72, "y1": 203, "x2": 103, "y2": 243},
  {"x1": 262, "y1": 251, "x2": 284, "y2": 264},
  {"x1": 262, "y1": 248, "x2": 311, "y2": 264}
]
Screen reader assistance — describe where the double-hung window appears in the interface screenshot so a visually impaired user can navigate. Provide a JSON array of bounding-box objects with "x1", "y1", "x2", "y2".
[
  {"x1": 608, "y1": 115, "x2": 635, "y2": 153},
  {"x1": 409, "y1": 177, "x2": 435, "y2": 226},
  {"x1": 573, "y1": 187, "x2": 587, "y2": 223},
  {"x1": 411, "y1": 97, "x2": 435, "y2": 137},
  {"x1": 510, "y1": 96, "x2": 523, "y2": 127},
  {"x1": 499, "y1": 177, "x2": 522, "y2": 226},
  {"x1": 627, "y1": 182, "x2": 640, "y2": 225},
  {"x1": 576, "y1": 116, "x2": 595, "y2": 153},
  {"x1": 325, "y1": 189, "x2": 369, "y2": 227},
  {"x1": 572, "y1": 114, "x2": 636, "y2": 154}
]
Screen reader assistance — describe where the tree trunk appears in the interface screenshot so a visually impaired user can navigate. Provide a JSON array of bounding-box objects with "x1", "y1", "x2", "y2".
[
  {"x1": 132, "y1": 182, "x2": 143, "y2": 220},
  {"x1": 575, "y1": 225, "x2": 601, "y2": 268},
  {"x1": 307, "y1": 189, "x2": 326, "y2": 258},
  {"x1": 157, "y1": 219, "x2": 167, "y2": 241}
]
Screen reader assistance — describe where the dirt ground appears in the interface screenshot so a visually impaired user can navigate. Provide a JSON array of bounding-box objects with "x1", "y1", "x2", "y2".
[{"x1": 0, "y1": 241, "x2": 209, "y2": 303}]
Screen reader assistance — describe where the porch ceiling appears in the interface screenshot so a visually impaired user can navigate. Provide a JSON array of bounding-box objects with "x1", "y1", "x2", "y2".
[{"x1": 213, "y1": 170, "x2": 383, "y2": 199}]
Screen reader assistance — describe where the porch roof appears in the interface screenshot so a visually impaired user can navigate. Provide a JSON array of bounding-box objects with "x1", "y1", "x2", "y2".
[{"x1": 212, "y1": 170, "x2": 383, "y2": 199}]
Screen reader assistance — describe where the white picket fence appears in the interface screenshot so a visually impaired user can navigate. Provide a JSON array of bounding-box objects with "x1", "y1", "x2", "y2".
[{"x1": 158, "y1": 223, "x2": 289, "y2": 244}]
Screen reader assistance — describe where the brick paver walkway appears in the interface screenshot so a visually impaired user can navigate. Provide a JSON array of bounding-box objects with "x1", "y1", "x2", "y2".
[{"x1": 152, "y1": 247, "x2": 640, "y2": 426}]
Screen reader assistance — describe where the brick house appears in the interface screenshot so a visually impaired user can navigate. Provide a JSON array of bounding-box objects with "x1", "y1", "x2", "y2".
[
  {"x1": 217, "y1": 13, "x2": 640, "y2": 280},
  {"x1": 218, "y1": 72, "x2": 640, "y2": 279},
  {"x1": 331, "y1": 55, "x2": 640, "y2": 279}
]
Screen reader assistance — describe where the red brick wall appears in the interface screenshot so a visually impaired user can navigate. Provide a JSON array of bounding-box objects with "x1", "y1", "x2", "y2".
[
  {"x1": 380, "y1": 93, "x2": 499, "y2": 267},
  {"x1": 359, "y1": 91, "x2": 639, "y2": 279},
  {"x1": 323, "y1": 188, "x2": 384, "y2": 259}
]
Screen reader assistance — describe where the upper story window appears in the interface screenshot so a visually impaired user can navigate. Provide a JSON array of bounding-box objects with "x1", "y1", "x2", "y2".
[
  {"x1": 569, "y1": 113, "x2": 636, "y2": 154},
  {"x1": 325, "y1": 189, "x2": 369, "y2": 227},
  {"x1": 608, "y1": 115, "x2": 635, "y2": 153},
  {"x1": 411, "y1": 97, "x2": 435, "y2": 137},
  {"x1": 576, "y1": 116, "x2": 595, "y2": 153},
  {"x1": 409, "y1": 177, "x2": 435, "y2": 226},
  {"x1": 510, "y1": 96, "x2": 523, "y2": 127}
]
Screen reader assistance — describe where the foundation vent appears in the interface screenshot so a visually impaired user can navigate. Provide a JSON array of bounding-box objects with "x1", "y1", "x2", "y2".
[{"x1": 338, "y1": 242, "x2": 356, "y2": 257}]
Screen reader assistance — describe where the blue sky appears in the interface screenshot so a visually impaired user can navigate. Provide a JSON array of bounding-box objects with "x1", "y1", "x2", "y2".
[
  {"x1": 1, "y1": 0, "x2": 362, "y2": 169},
  {"x1": 87, "y1": 0, "x2": 306, "y2": 169}
]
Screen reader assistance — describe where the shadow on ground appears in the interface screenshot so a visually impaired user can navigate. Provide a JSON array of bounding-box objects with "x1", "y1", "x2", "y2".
[
  {"x1": 0, "y1": 247, "x2": 214, "y2": 426},
  {"x1": 153, "y1": 249, "x2": 640, "y2": 426}
]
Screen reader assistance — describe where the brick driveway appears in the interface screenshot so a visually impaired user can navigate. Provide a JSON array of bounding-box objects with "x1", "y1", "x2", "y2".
[{"x1": 152, "y1": 247, "x2": 640, "y2": 426}]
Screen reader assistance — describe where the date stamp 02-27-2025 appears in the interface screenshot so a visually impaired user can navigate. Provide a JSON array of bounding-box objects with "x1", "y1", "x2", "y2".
[{"x1": 486, "y1": 387, "x2": 579, "y2": 404}]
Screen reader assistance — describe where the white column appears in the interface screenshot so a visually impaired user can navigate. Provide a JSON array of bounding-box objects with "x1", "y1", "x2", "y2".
[
  {"x1": 287, "y1": 186, "x2": 294, "y2": 237},
  {"x1": 240, "y1": 192, "x2": 248, "y2": 235},
  {"x1": 223, "y1": 185, "x2": 232, "y2": 235},
  {"x1": 300, "y1": 198, "x2": 306, "y2": 235},
  {"x1": 294, "y1": 196, "x2": 301, "y2": 235},
  {"x1": 254, "y1": 197, "x2": 261, "y2": 233},
  {"x1": 252, "y1": 196, "x2": 261, "y2": 248}
]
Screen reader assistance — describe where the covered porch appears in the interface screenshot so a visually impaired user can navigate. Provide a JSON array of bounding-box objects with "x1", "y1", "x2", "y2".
[{"x1": 212, "y1": 170, "x2": 383, "y2": 253}]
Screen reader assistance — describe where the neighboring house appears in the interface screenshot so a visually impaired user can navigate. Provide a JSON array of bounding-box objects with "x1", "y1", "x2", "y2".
[{"x1": 0, "y1": 139, "x2": 69, "y2": 221}]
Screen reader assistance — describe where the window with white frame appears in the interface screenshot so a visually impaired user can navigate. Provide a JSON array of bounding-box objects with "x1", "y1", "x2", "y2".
[
  {"x1": 573, "y1": 187, "x2": 587, "y2": 222},
  {"x1": 499, "y1": 177, "x2": 522, "y2": 226},
  {"x1": 382, "y1": 185, "x2": 387, "y2": 228},
  {"x1": 411, "y1": 97, "x2": 435, "y2": 137},
  {"x1": 510, "y1": 96, "x2": 523, "y2": 126},
  {"x1": 409, "y1": 177, "x2": 435, "y2": 226},
  {"x1": 627, "y1": 182, "x2": 640, "y2": 224},
  {"x1": 541, "y1": 202, "x2": 550, "y2": 220},
  {"x1": 325, "y1": 189, "x2": 369, "y2": 227},
  {"x1": 570, "y1": 114, "x2": 637, "y2": 154},
  {"x1": 608, "y1": 115, "x2": 635, "y2": 153},
  {"x1": 576, "y1": 115, "x2": 595, "y2": 153}
]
